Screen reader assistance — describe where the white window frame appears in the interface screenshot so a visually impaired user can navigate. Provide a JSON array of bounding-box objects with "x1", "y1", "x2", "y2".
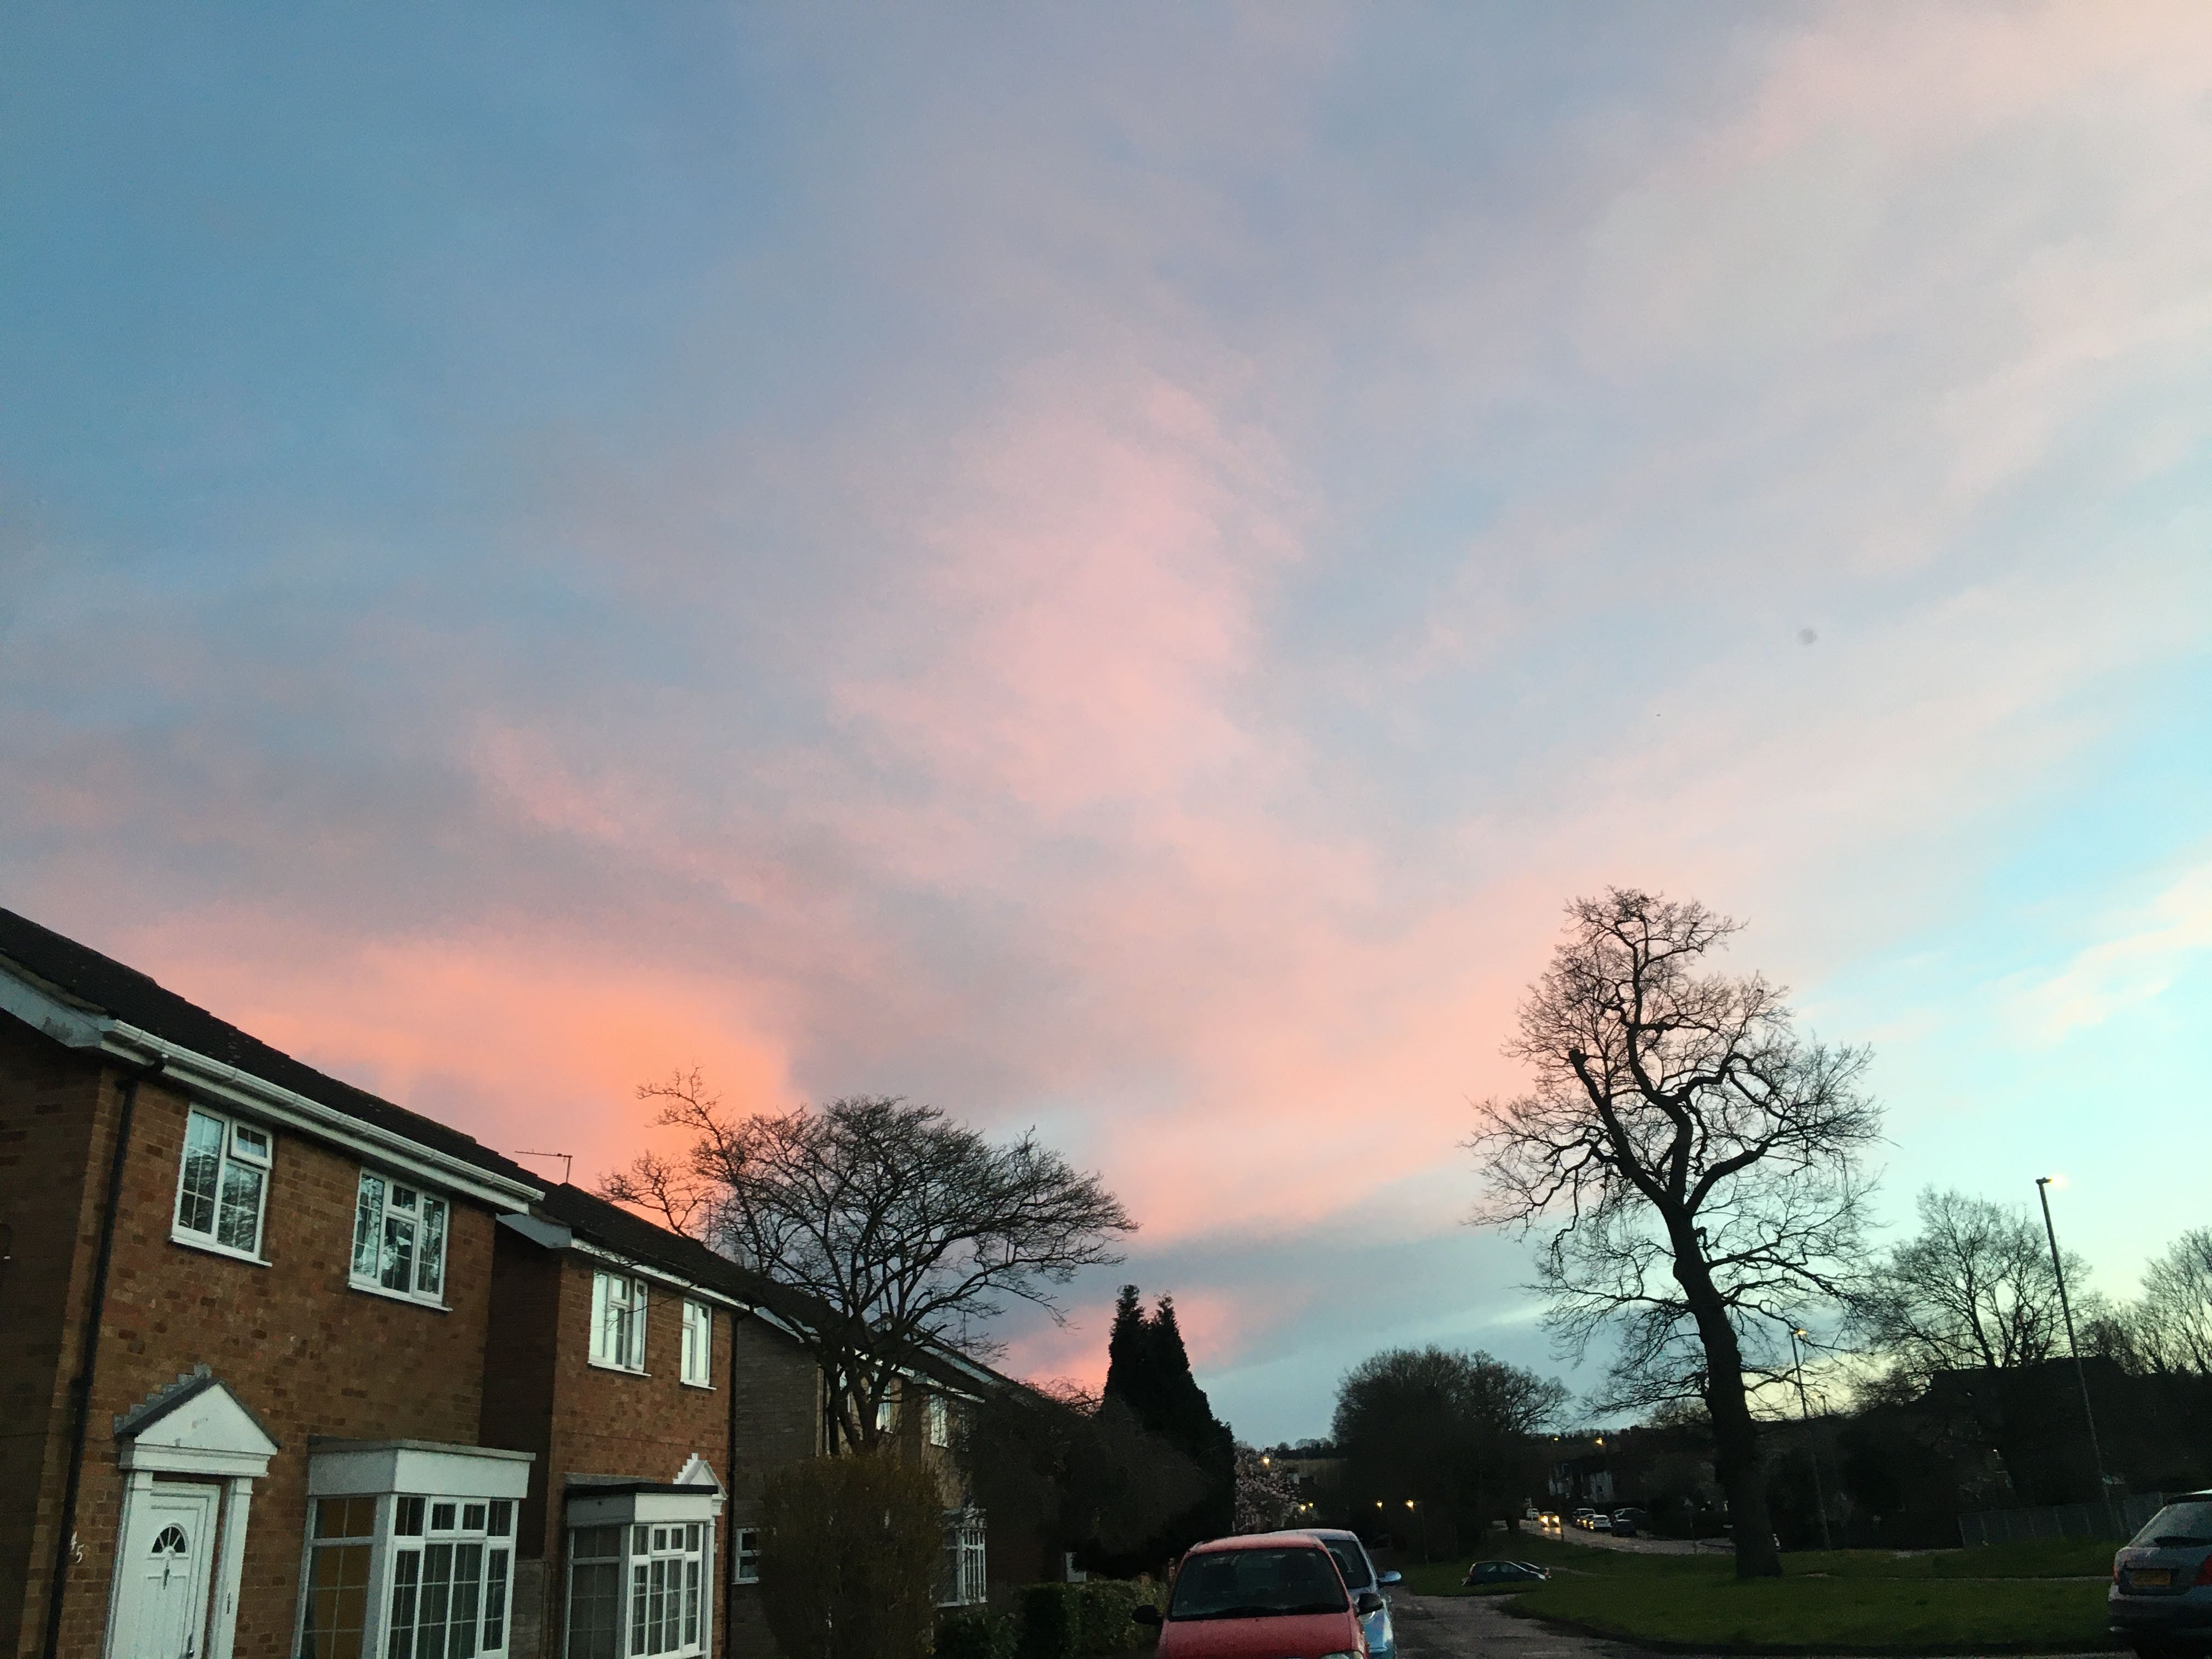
[
  {"x1": 731, "y1": 1528, "x2": 759, "y2": 1585},
  {"x1": 350, "y1": 1170, "x2": 451, "y2": 1307},
  {"x1": 172, "y1": 1105, "x2": 273, "y2": 1262},
  {"x1": 679, "y1": 1301, "x2": 712, "y2": 1389},
  {"x1": 565, "y1": 1517, "x2": 714, "y2": 1658},
  {"x1": 294, "y1": 1489, "x2": 520, "y2": 1659},
  {"x1": 937, "y1": 1509, "x2": 986, "y2": 1608},
  {"x1": 590, "y1": 1272, "x2": 650, "y2": 1373},
  {"x1": 926, "y1": 1393, "x2": 950, "y2": 1448},
  {"x1": 875, "y1": 1391, "x2": 898, "y2": 1437}
]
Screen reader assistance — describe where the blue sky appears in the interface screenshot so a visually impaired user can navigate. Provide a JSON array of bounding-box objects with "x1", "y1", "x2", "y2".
[{"x1": 5, "y1": 2, "x2": 2210, "y2": 1441}]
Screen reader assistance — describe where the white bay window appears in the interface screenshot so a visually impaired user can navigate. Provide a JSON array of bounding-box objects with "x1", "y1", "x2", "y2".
[
  {"x1": 298, "y1": 1441, "x2": 532, "y2": 1659},
  {"x1": 565, "y1": 1484, "x2": 721, "y2": 1659}
]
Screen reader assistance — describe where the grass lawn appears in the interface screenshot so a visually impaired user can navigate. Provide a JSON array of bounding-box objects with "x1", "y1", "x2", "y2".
[{"x1": 1391, "y1": 1534, "x2": 2119, "y2": 1652}]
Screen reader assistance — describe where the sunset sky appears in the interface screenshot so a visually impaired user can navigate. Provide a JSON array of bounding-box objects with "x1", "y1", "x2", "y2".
[{"x1": 7, "y1": 3, "x2": 2212, "y2": 1442}]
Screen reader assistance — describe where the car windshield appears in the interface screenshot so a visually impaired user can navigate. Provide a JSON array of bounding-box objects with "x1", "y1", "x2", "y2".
[
  {"x1": 1321, "y1": 1541, "x2": 1372, "y2": 1592},
  {"x1": 1170, "y1": 1548, "x2": 1349, "y2": 1621},
  {"x1": 2132, "y1": 1502, "x2": 2212, "y2": 1547}
]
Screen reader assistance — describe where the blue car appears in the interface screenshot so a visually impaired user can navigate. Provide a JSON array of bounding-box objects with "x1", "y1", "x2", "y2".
[
  {"x1": 2111, "y1": 1491, "x2": 2212, "y2": 1658},
  {"x1": 1302, "y1": 1530, "x2": 1400, "y2": 1659}
]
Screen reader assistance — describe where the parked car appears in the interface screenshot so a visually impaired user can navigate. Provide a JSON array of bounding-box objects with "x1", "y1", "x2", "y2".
[
  {"x1": 1571, "y1": 1508, "x2": 1595, "y2": 1530},
  {"x1": 1138, "y1": 1533, "x2": 1383, "y2": 1659},
  {"x1": 1301, "y1": 1528, "x2": 1401, "y2": 1659},
  {"x1": 2109, "y1": 1491, "x2": 2212, "y2": 1659},
  {"x1": 1610, "y1": 1509, "x2": 1640, "y2": 1538},
  {"x1": 1464, "y1": 1559, "x2": 1551, "y2": 1587},
  {"x1": 1589, "y1": 1514, "x2": 1613, "y2": 1532}
]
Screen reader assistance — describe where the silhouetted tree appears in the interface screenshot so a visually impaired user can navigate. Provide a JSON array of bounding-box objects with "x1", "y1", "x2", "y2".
[
  {"x1": 1099, "y1": 1286, "x2": 1234, "y2": 1566},
  {"x1": 603, "y1": 1074, "x2": 1135, "y2": 1449},
  {"x1": 1470, "y1": 890, "x2": 1880, "y2": 1579},
  {"x1": 1332, "y1": 1346, "x2": 1565, "y2": 1555}
]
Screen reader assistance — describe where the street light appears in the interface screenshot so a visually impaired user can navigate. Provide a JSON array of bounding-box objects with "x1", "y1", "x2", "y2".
[
  {"x1": 1787, "y1": 1325, "x2": 1832, "y2": 1550},
  {"x1": 2036, "y1": 1176, "x2": 2111, "y2": 1500}
]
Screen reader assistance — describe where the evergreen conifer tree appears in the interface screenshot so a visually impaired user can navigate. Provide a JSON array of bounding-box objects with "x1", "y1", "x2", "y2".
[{"x1": 1099, "y1": 1286, "x2": 1235, "y2": 1558}]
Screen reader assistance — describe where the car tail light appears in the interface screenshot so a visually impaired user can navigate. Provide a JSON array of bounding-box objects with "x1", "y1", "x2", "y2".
[
  {"x1": 2112, "y1": 1558, "x2": 2120, "y2": 1584},
  {"x1": 2194, "y1": 1555, "x2": 2212, "y2": 1588}
]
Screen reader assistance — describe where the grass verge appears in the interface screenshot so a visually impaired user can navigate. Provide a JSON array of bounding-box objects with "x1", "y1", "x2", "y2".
[{"x1": 1390, "y1": 1534, "x2": 2119, "y2": 1651}]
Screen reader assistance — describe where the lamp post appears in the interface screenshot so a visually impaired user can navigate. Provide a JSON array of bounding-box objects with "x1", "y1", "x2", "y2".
[
  {"x1": 2035, "y1": 1177, "x2": 2111, "y2": 1500},
  {"x1": 1406, "y1": 1499, "x2": 1428, "y2": 1562},
  {"x1": 1787, "y1": 1325, "x2": 1832, "y2": 1550}
]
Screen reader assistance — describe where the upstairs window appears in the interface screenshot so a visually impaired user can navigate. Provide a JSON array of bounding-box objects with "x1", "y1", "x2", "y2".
[
  {"x1": 590, "y1": 1273, "x2": 648, "y2": 1372},
  {"x1": 352, "y1": 1172, "x2": 449, "y2": 1304},
  {"x1": 173, "y1": 1107, "x2": 271, "y2": 1259},
  {"x1": 679, "y1": 1301, "x2": 712, "y2": 1388},
  {"x1": 732, "y1": 1528, "x2": 760, "y2": 1585},
  {"x1": 926, "y1": 1395, "x2": 951, "y2": 1448}
]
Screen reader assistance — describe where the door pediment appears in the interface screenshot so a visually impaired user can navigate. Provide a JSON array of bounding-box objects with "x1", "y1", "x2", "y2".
[{"x1": 116, "y1": 1372, "x2": 279, "y2": 1478}]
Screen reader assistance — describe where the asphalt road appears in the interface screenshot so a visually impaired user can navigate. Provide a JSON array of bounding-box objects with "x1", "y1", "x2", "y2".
[
  {"x1": 1391, "y1": 1589, "x2": 1643, "y2": 1659},
  {"x1": 1387, "y1": 1590, "x2": 2113, "y2": 1659}
]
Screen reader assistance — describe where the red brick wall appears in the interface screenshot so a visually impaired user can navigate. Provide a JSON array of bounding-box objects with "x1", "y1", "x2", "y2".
[
  {"x1": 0, "y1": 1023, "x2": 111, "y2": 1657},
  {"x1": 49, "y1": 1061, "x2": 506, "y2": 1659},
  {"x1": 723, "y1": 1317, "x2": 829, "y2": 1659},
  {"x1": 501, "y1": 1251, "x2": 734, "y2": 1658}
]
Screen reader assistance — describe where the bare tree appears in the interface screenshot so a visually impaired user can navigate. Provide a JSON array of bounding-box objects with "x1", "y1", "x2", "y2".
[
  {"x1": 603, "y1": 1072, "x2": 1136, "y2": 1450},
  {"x1": 1469, "y1": 890, "x2": 1880, "y2": 1579},
  {"x1": 1855, "y1": 1188, "x2": 2080, "y2": 1378},
  {"x1": 2125, "y1": 1227, "x2": 2212, "y2": 1375}
]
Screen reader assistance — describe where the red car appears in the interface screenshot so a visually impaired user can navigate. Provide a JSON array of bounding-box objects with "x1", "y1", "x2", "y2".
[{"x1": 1136, "y1": 1532, "x2": 1380, "y2": 1659}]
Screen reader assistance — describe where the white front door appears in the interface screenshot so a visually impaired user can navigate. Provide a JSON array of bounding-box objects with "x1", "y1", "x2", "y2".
[{"x1": 127, "y1": 1483, "x2": 221, "y2": 1659}]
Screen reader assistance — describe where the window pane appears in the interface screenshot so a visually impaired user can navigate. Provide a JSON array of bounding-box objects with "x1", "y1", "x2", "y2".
[
  {"x1": 353, "y1": 1174, "x2": 385, "y2": 1279},
  {"x1": 389, "y1": 1551, "x2": 421, "y2": 1659},
  {"x1": 484, "y1": 1549, "x2": 509, "y2": 1652},
  {"x1": 393, "y1": 1182, "x2": 419, "y2": 1212},
  {"x1": 449, "y1": 1543, "x2": 483, "y2": 1659},
  {"x1": 217, "y1": 1159, "x2": 263, "y2": 1253},
  {"x1": 419, "y1": 1198, "x2": 447, "y2": 1296},
  {"x1": 177, "y1": 1111, "x2": 224, "y2": 1235},
  {"x1": 571, "y1": 1526, "x2": 620, "y2": 1561},
  {"x1": 383, "y1": 1210, "x2": 417, "y2": 1293},
  {"x1": 630, "y1": 1562, "x2": 648, "y2": 1657},
  {"x1": 567, "y1": 1561, "x2": 620, "y2": 1659},
  {"x1": 303, "y1": 1542, "x2": 372, "y2": 1659},
  {"x1": 232, "y1": 1122, "x2": 271, "y2": 1163},
  {"x1": 683, "y1": 1556, "x2": 700, "y2": 1646},
  {"x1": 431, "y1": 1503, "x2": 457, "y2": 1533},
  {"x1": 488, "y1": 1501, "x2": 512, "y2": 1538},
  {"x1": 419, "y1": 1543, "x2": 454, "y2": 1659},
  {"x1": 397, "y1": 1497, "x2": 425, "y2": 1537},
  {"x1": 463, "y1": 1504, "x2": 487, "y2": 1532}
]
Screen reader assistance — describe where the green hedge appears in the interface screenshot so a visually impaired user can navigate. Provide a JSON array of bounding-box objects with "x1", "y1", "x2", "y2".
[
  {"x1": 996, "y1": 1579, "x2": 1163, "y2": 1659},
  {"x1": 936, "y1": 1607, "x2": 1017, "y2": 1659}
]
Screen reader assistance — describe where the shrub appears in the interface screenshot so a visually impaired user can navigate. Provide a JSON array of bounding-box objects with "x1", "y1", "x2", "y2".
[
  {"x1": 1012, "y1": 1579, "x2": 1164, "y2": 1659},
  {"x1": 761, "y1": 1452, "x2": 947, "y2": 1659},
  {"x1": 936, "y1": 1607, "x2": 1016, "y2": 1659}
]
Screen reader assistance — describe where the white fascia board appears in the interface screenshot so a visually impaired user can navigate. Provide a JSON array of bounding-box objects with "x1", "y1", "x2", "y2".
[
  {"x1": 567, "y1": 1237, "x2": 747, "y2": 1312},
  {"x1": 100, "y1": 1022, "x2": 542, "y2": 1211},
  {"x1": 0, "y1": 964, "x2": 116, "y2": 1051}
]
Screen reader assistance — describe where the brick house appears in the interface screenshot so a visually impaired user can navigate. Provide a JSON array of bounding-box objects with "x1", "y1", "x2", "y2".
[{"x1": 0, "y1": 909, "x2": 1030, "y2": 1659}]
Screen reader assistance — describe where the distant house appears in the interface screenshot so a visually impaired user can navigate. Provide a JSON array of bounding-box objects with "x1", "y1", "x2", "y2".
[{"x1": 0, "y1": 907, "x2": 1045, "y2": 1659}]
